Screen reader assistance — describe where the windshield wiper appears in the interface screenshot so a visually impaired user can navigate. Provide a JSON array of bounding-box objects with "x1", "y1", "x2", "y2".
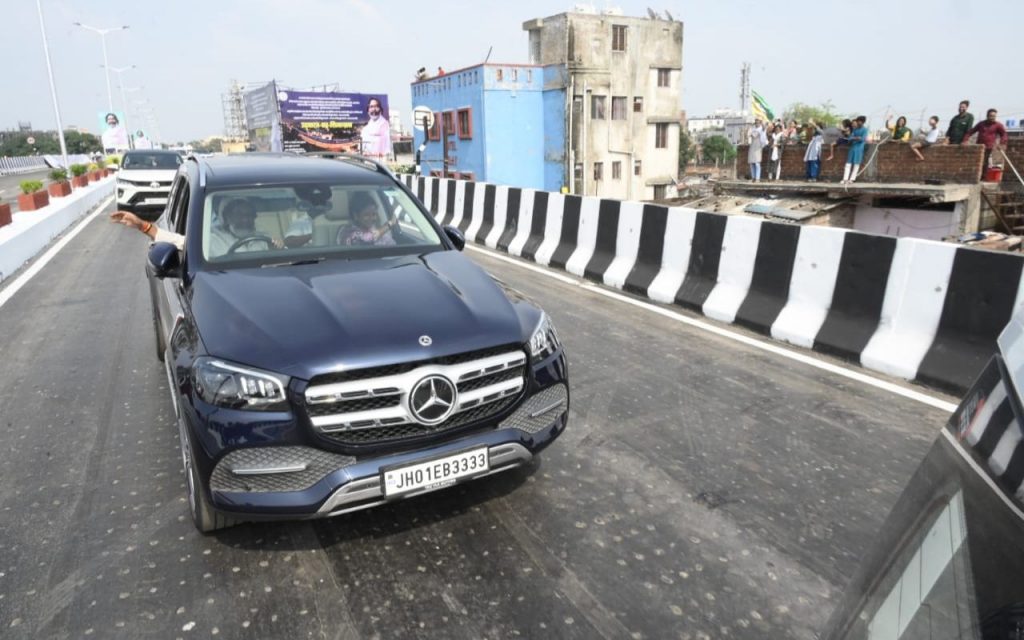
[{"x1": 260, "y1": 257, "x2": 326, "y2": 268}]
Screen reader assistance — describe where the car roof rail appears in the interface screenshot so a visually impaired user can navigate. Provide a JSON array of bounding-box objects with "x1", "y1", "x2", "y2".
[
  {"x1": 186, "y1": 153, "x2": 207, "y2": 188},
  {"x1": 335, "y1": 154, "x2": 395, "y2": 178}
]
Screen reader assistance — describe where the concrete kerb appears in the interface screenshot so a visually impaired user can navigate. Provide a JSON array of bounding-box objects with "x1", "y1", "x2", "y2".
[
  {"x1": 401, "y1": 174, "x2": 1024, "y2": 395},
  {"x1": 0, "y1": 177, "x2": 116, "y2": 283}
]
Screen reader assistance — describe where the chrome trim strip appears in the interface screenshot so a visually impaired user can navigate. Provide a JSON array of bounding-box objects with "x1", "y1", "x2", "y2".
[
  {"x1": 529, "y1": 398, "x2": 566, "y2": 419},
  {"x1": 231, "y1": 463, "x2": 309, "y2": 476},
  {"x1": 305, "y1": 350, "x2": 525, "y2": 401},
  {"x1": 316, "y1": 443, "x2": 532, "y2": 516},
  {"x1": 457, "y1": 378, "x2": 523, "y2": 408},
  {"x1": 311, "y1": 405, "x2": 410, "y2": 431}
]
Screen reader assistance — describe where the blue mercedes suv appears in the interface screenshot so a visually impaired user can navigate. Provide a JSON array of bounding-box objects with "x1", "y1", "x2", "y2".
[{"x1": 145, "y1": 154, "x2": 569, "y2": 533}]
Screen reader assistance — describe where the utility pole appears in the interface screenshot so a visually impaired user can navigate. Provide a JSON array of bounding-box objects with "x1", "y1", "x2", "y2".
[
  {"x1": 36, "y1": 0, "x2": 69, "y2": 170},
  {"x1": 739, "y1": 63, "x2": 751, "y2": 117}
]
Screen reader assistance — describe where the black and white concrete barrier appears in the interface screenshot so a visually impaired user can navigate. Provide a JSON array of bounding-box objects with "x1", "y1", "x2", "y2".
[{"x1": 401, "y1": 175, "x2": 1024, "y2": 395}]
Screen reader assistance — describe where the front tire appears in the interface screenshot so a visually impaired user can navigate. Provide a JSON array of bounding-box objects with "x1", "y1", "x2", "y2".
[{"x1": 179, "y1": 421, "x2": 238, "y2": 534}]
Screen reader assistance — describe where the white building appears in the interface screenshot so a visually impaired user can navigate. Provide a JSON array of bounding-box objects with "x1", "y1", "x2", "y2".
[{"x1": 524, "y1": 8, "x2": 684, "y2": 200}]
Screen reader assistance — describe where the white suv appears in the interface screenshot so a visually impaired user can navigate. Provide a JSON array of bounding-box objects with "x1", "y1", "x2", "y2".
[{"x1": 116, "y1": 150, "x2": 183, "y2": 220}]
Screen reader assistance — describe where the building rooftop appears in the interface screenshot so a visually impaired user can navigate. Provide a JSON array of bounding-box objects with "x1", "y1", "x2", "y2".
[{"x1": 715, "y1": 180, "x2": 974, "y2": 204}]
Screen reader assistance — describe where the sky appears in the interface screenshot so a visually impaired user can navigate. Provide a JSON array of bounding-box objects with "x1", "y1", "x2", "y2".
[{"x1": 4, "y1": 0, "x2": 1022, "y2": 143}]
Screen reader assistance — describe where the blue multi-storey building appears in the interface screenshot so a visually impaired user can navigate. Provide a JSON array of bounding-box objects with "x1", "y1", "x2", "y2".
[{"x1": 411, "y1": 63, "x2": 567, "y2": 192}]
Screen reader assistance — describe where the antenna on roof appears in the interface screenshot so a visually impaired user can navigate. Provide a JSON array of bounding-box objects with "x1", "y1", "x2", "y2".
[
  {"x1": 647, "y1": 7, "x2": 658, "y2": 18},
  {"x1": 664, "y1": 9, "x2": 674, "y2": 20},
  {"x1": 483, "y1": 46, "x2": 493, "y2": 64}
]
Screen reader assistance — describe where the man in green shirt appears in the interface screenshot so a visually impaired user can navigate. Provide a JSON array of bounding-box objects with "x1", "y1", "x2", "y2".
[{"x1": 947, "y1": 100, "x2": 975, "y2": 144}]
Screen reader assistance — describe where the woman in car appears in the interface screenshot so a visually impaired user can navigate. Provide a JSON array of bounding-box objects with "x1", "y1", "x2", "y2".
[{"x1": 337, "y1": 192, "x2": 397, "y2": 247}]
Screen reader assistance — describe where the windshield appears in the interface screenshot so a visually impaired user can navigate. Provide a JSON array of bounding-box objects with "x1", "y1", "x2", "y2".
[
  {"x1": 122, "y1": 153, "x2": 182, "y2": 169},
  {"x1": 199, "y1": 183, "x2": 443, "y2": 264}
]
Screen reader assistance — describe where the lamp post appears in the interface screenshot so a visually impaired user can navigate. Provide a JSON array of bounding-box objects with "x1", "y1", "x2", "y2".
[
  {"x1": 36, "y1": 0, "x2": 69, "y2": 170},
  {"x1": 73, "y1": 21, "x2": 129, "y2": 112}
]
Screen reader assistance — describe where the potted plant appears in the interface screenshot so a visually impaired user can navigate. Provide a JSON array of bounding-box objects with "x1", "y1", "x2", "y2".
[
  {"x1": 17, "y1": 180, "x2": 50, "y2": 211},
  {"x1": 87, "y1": 162, "x2": 101, "y2": 182},
  {"x1": 0, "y1": 201, "x2": 10, "y2": 228},
  {"x1": 70, "y1": 164, "x2": 89, "y2": 188},
  {"x1": 47, "y1": 168, "x2": 72, "y2": 198},
  {"x1": 96, "y1": 157, "x2": 109, "y2": 177},
  {"x1": 106, "y1": 155, "x2": 120, "y2": 173}
]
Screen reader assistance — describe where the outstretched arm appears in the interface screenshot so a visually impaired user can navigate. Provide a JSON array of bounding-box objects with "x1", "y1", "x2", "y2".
[{"x1": 111, "y1": 210, "x2": 157, "y2": 240}]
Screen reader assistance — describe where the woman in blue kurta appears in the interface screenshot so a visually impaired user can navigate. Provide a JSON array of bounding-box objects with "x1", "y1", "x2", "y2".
[{"x1": 842, "y1": 116, "x2": 869, "y2": 183}]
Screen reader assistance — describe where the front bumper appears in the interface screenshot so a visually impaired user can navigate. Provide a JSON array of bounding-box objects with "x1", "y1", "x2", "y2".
[
  {"x1": 206, "y1": 383, "x2": 568, "y2": 519},
  {"x1": 116, "y1": 180, "x2": 171, "y2": 208}
]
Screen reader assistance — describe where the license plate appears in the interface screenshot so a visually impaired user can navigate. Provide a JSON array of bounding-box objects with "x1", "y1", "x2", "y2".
[{"x1": 382, "y1": 448, "x2": 489, "y2": 498}]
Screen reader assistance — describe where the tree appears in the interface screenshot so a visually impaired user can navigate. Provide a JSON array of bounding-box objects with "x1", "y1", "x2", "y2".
[
  {"x1": 701, "y1": 135, "x2": 736, "y2": 166},
  {"x1": 678, "y1": 129, "x2": 696, "y2": 172},
  {"x1": 62, "y1": 130, "x2": 101, "y2": 154},
  {"x1": 0, "y1": 130, "x2": 101, "y2": 156},
  {"x1": 782, "y1": 102, "x2": 840, "y2": 127}
]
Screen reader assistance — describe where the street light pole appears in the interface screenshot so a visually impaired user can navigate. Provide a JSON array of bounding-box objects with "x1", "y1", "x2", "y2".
[
  {"x1": 36, "y1": 0, "x2": 69, "y2": 170},
  {"x1": 73, "y1": 22, "x2": 129, "y2": 113}
]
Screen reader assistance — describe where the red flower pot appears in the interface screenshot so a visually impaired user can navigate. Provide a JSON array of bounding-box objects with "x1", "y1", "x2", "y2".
[
  {"x1": 17, "y1": 191, "x2": 50, "y2": 211},
  {"x1": 48, "y1": 181, "x2": 72, "y2": 198},
  {"x1": 71, "y1": 175, "x2": 89, "y2": 188},
  {"x1": 88, "y1": 171, "x2": 101, "y2": 182},
  {"x1": 0, "y1": 203, "x2": 11, "y2": 227}
]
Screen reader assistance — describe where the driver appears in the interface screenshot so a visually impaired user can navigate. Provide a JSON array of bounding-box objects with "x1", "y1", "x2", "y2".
[{"x1": 209, "y1": 198, "x2": 261, "y2": 256}]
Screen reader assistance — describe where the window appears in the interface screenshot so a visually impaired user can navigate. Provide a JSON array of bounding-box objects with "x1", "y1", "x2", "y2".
[
  {"x1": 591, "y1": 95, "x2": 606, "y2": 120},
  {"x1": 457, "y1": 108, "x2": 473, "y2": 139},
  {"x1": 654, "y1": 184, "x2": 666, "y2": 199},
  {"x1": 612, "y1": 161, "x2": 621, "y2": 180},
  {"x1": 574, "y1": 163, "x2": 583, "y2": 180},
  {"x1": 442, "y1": 111, "x2": 455, "y2": 136},
  {"x1": 496, "y1": 68, "x2": 503, "y2": 81},
  {"x1": 459, "y1": 172, "x2": 475, "y2": 181},
  {"x1": 199, "y1": 185, "x2": 441, "y2": 264},
  {"x1": 593, "y1": 162, "x2": 603, "y2": 181},
  {"x1": 655, "y1": 123, "x2": 670, "y2": 148},
  {"x1": 611, "y1": 96, "x2": 627, "y2": 120},
  {"x1": 428, "y1": 113, "x2": 440, "y2": 141},
  {"x1": 612, "y1": 25, "x2": 627, "y2": 51},
  {"x1": 633, "y1": 97, "x2": 644, "y2": 113},
  {"x1": 657, "y1": 69, "x2": 671, "y2": 88},
  {"x1": 634, "y1": 159, "x2": 642, "y2": 176},
  {"x1": 511, "y1": 68, "x2": 518, "y2": 81}
]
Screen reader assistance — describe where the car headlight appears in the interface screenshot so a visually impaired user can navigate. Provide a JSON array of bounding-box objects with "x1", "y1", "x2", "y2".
[
  {"x1": 192, "y1": 357, "x2": 290, "y2": 411},
  {"x1": 528, "y1": 313, "x2": 560, "y2": 360}
]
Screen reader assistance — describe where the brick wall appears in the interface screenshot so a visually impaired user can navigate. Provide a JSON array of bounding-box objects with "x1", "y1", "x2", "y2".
[
  {"x1": 736, "y1": 142, "x2": 985, "y2": 184},
  {"x1": 1001, "y1": 138, "x2": 1024, "y2": 191}
]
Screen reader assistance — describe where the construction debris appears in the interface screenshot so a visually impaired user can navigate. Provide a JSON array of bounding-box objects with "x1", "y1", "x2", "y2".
[{"x1": 947, "y1": 231, "x2": 1024, "y2": 252}]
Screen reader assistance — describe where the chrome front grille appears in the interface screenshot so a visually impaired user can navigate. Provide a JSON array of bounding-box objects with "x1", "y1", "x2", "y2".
[{"x1": 304, "y1": 349, "x2": 527, "y2": 445}]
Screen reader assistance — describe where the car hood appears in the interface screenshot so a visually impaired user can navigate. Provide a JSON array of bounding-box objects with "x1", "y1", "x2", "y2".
[
  {"x1": 188, "y1": 251, "x2": 530, "y2": 381},
  {"x1": 118, "y1": 169, "x2": 175, "y2": 182}
]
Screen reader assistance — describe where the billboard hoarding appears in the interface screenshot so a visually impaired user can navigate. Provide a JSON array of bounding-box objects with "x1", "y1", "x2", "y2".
[
  {"x1": 276, "y1": 90, "x2": 392, "y2": 158},
  {"x1": 98, "y1": 110, "x2": 129, "y2": 152}
]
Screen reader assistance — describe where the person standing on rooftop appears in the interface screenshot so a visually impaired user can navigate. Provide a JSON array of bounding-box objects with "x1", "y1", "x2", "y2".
[
  {"x1": 947, "y1": 100, "x2": 975, "y2": 144},
  {"x1": 841, "y1": 116, "x2": 869, "y2": 184}
]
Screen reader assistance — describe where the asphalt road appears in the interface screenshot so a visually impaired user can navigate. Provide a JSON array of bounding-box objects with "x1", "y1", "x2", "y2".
[
  {"x1": 0, "y1": 201, "x2": 955, "y2": 639},
  {"x1": 0, "y1": 169, "x2": 51, "y2": 211}
]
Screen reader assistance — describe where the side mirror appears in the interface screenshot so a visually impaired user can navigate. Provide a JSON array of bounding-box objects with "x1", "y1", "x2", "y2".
[
  {"x1": 443, "y1": 225, "x2": 465, "y2": 251},
  {"x1": 147, "y1": 242, "x2": 182, "y2": 279}
]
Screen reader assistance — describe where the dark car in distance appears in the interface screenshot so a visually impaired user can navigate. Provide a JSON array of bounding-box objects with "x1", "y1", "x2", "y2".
[{"x1": 146, "y1": 154, "x2": 569, "y2": 533}]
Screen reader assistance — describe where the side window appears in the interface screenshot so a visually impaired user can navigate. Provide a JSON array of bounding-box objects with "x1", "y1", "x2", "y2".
[
  {"x1": 164, "y1": 176, "x2": 184, "y2": 228},
  {"x1": 173, "y1": 181, "x2": 191, "y2": 235}
]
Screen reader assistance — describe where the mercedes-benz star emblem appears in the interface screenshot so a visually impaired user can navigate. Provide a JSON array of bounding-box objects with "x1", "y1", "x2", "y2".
[
  {"x1": 419, "y1": 335, "x2": 432, "y2": 346},
  {"x1": 409, "y1": 375, "x2": 456, "y2": 425},
  {"x1": 149, "y1": 181, "x2": 160, "y2": 189}
]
